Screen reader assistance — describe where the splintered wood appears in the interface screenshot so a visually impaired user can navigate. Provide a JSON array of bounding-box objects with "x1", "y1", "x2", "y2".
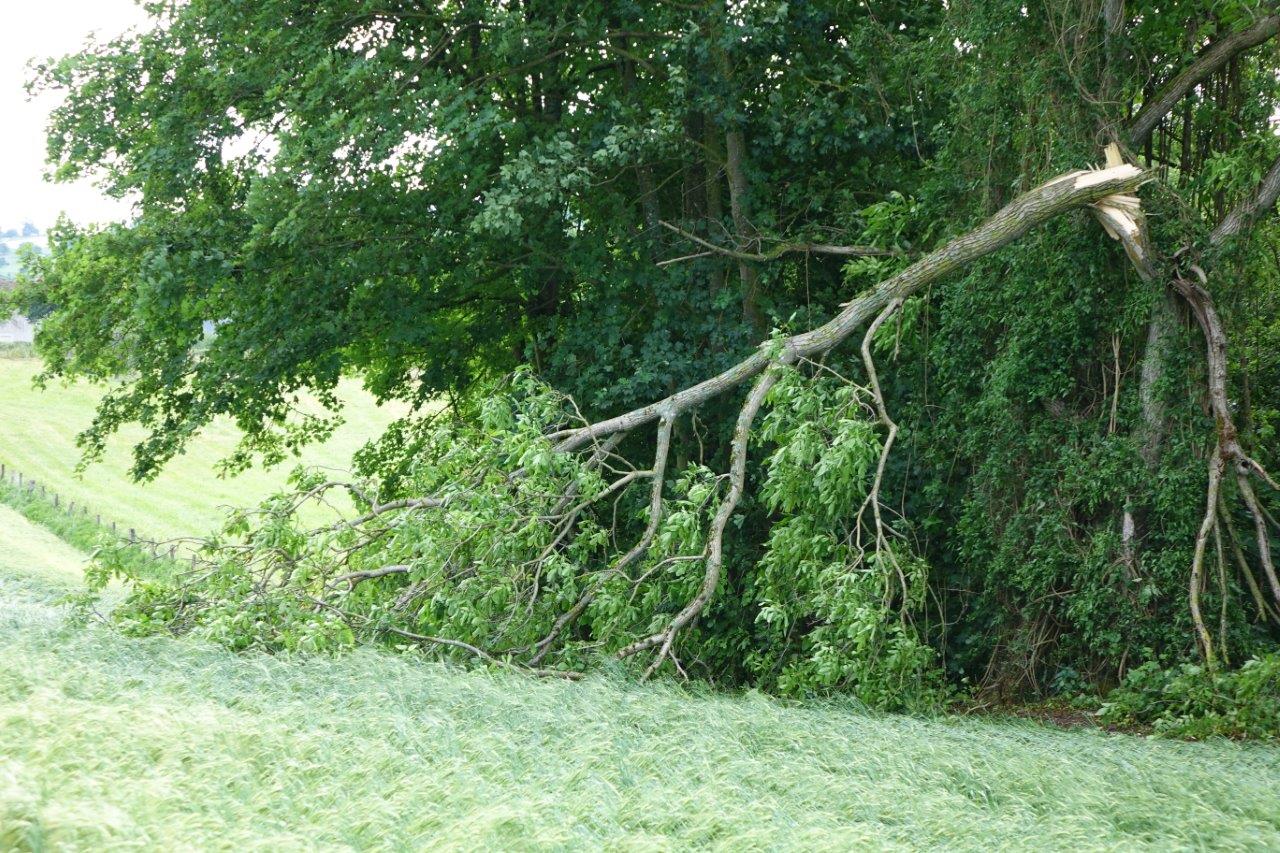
[{"x1": 1089, "y1": 144, "x2": 1153, "y2": 274}]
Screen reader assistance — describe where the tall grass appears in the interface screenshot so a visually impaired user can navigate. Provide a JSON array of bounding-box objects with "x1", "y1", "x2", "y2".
[
  {"x1": 2, "y1": 359, "x2": 1278, "y2": 850},
  {"x1": 1, "y1": 507, "x2": 1278, "y2": 851}
]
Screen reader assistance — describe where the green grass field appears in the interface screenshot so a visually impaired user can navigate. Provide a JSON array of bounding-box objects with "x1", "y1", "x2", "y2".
[
  {"x1": 0, "y1": 358, "x2": 407, "y2": 540},
  {"x1": 1, "y1": 505, "x2": 1279, "y2": 851},
  {"x1": 2, "y1": 357, "x2": 1280, "y2": 849}
]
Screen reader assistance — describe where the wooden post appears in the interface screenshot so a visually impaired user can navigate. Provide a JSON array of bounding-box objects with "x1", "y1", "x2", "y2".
[
  {"x1": 128, "y1": 528, "x2": 136, "y2": 542},
  {"x1": 68, "y1": 501, "x2": 75, "y2": 515},
  {"x1": 52, "y1": 493, "x2": 59, "y2": 508}
]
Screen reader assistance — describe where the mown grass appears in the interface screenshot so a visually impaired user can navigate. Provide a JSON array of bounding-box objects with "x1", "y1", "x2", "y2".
[
  {"x1": 0, "y1": 358, "x2": 407, "y2": 541},
  {"x1": 1, "y1": 508, "x2": 1279, "y2": 851}
]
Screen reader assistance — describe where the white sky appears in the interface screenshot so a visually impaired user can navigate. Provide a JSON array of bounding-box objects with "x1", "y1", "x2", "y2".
[{"x1": 0, "y1": 0, "x2": 150, "y2": 232}]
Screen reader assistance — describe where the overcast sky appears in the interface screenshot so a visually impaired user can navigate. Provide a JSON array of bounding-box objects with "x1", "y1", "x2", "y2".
[{"x1": 0, "y1": 0, "x2": 150, "y2": 232}]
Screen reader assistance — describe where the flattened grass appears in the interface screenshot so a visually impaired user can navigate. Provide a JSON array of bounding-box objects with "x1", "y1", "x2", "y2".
[
  {"x1": 1, "y1": 508, "x2": 1278, "y2": 851},
  {"x1": 1, "y1": 362, "x2": 1277, "y2": 850}
]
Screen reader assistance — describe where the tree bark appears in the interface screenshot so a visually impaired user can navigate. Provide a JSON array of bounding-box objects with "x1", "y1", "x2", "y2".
[
  {"x1": 1127, "y1": 13, "x2": 1280, "y2": 149},
  {"x1": 556, "y1": 163, "x2": 1148, "y2": 451},
  {"x1": 725, "y1": 128, "x2": 763, "y2": 330}
]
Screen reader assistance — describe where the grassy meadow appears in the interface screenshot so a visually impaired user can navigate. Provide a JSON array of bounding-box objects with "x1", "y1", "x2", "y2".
[
  {"x1": 0, "y1": 357, "x2": 407, "y2": 540},
  {"x1": 2, "y1": 504, "x2": 1279, "y2": 850},
  {"x1": 2, "y1": 355, "x2": 1280, "y2": 850}
]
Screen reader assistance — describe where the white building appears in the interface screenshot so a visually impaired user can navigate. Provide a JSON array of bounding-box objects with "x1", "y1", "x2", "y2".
[
  {"x1": 0, "y1": 314, "x2": 34, "y2": 343},
  {"x1": 0, "y1": 278, "x2": 35, "y2": 343}
]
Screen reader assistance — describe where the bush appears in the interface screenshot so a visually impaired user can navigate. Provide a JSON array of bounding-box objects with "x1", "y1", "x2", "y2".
[
  {"x1": 1098, "y1": 656, "x2": 1280, "y2": 740},
  {"x1": 0, "y1": 342, "x2": 36, "y2": 360}
]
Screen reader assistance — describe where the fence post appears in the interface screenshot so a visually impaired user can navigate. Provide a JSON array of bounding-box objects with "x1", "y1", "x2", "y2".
[
  {"x1": 128, "y1": 528, "x2": 136, "y2": 543},
  {"x1": 68, "y1": 501, "x2": 75, "y2": 515},
  {"x1": 52, "y1": 493, "x2": 58, "y2": 508}
]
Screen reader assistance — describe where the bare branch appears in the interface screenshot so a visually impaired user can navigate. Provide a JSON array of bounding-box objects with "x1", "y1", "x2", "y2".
[
  {"x1": 857, "y1": 297, "x2": 908, "y2": 604},
  {"x1": 383, "y1": 626, "x2": 584, "y2": 680},
  {"x1": 339, "y1": 496, "x2": 449, "y2": 531},
  {"x1": 1189, "y1": 453, "x2": 1223, "y2": 664},
  {"x1": 330, "y1": 564, "x2": 411, "y2": 588},
  {"x1": 658, "y1": 220, "x2": 899, "y2": 265},
  {"x1": 1221, "y1": 503, "x2": 1280, "y2": 623},
  {"x1": 619, "y1": 357, "x2": 792, "y2": 677},
  {"x1": 528, "y1": 413, "x2": 677, "y2": 665}
]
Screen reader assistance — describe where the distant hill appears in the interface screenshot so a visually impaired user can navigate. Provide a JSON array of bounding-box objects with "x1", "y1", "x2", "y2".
[{"x1": 0, "y1": 224, "x2": 45, "y2": 278}]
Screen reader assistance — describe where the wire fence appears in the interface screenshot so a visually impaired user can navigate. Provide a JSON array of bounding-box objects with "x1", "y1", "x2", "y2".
[{"x1": 0, "y1": 461, "x2": 196, "y2": 566}]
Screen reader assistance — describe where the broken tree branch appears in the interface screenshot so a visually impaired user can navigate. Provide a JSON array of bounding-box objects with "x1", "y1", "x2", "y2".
[
  {"x1": 556, "y1": 163, "x2": 1149, "y2": 454},
  {"x1": 1100, "y1": 142, "x2": 1280, "y2": 647}
]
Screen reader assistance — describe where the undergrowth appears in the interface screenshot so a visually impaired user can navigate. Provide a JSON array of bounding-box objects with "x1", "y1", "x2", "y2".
[{"x1": 1099, "y1": 656, "x2": 1280, "y2": 740}]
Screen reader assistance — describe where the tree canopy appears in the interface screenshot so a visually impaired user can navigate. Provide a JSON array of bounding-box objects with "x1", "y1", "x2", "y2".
[{"x1": 16, "y1": 0, "x2": 1280, "y2": 702}]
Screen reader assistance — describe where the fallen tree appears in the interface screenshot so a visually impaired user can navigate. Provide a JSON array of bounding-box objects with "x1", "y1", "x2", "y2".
[
  {"x1": 21, "y1": 1, "x2": 1280, "y2": 698},
  {"x1": 100, "y1": 159, "x2": 1161, "y2": 683}
]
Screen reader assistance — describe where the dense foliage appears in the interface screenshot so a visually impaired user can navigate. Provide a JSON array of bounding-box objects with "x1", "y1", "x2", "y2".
[
  {"x1": 1099, "y1": 653, "x2": 1280, "y2": 739},
  {"x1": 12, "y1": 0, "x2": 1280, "y2": 711}
]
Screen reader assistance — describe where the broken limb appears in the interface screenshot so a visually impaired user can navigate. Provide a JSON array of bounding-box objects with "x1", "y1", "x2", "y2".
[
  {"x1": 553, "y1": 163, "x2": 1148, "y2": 455},
  {"x1": 1100, "y1": 145, "x2": 1280, "y2": 651},
  {"x1": 564, "y1": 161, "x2": 1146, "y2": 673},
  {"x1": 616, "y1": 357, "x2": 793, "y2": 678}
]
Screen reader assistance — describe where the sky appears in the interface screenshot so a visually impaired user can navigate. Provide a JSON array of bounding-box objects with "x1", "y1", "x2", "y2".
[{"x1": 0, "y1": 0, "x2": 150, "y2": 232}]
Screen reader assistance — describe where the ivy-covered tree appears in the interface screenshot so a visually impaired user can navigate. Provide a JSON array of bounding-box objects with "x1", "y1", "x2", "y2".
[{"x1": 15, "y1": 0, "x2": 1280, "y2": 702}]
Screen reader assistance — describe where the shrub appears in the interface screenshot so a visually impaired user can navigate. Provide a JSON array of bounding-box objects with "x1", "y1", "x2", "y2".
[{"x1": 1098, "y1": 656, "x2": 1280, "y2": 740}]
